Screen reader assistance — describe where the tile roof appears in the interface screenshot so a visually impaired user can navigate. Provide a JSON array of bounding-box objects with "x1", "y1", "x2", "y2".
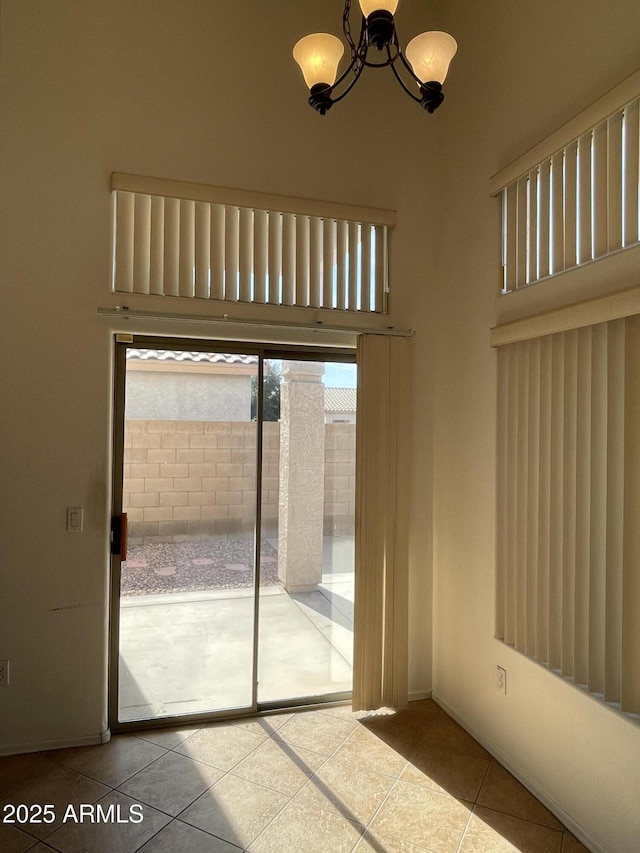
[
  {"x1": 126, "y1": 349, "x2": 258, "y2": 365},
  {"x1": 324, "y1": 387, "x2": 357, "y2": 413}
]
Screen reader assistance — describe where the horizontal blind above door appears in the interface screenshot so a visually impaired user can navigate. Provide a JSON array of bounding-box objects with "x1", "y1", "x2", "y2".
[
  {"x1": 496, "y1": 315, "x2": 640, "y2": 717},
  {"x1": 111, "y1": 175, "x2": 394, "y2": 314}
]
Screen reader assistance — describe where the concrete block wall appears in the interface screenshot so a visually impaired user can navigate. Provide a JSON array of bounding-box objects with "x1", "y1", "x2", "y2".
[{"x1": 123, "y1": 420, "x2": 355, "y2": 542}]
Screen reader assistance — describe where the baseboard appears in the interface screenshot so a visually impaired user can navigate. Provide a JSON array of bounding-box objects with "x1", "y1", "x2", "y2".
[
  {"x1": 0, "y1": 728, "x2": 111, "y2": 757},
  {"x1": 432, "y1": 693, "x2": 603, "y2": 853},
  {"x1": 409, "y1": 689, "x2": 433, "y2": 702}
]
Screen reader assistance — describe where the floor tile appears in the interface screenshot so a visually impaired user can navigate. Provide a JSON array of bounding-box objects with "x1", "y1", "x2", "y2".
[
  {"x1": 332, "y1": 725, "x2": 408, "y2": 778},
  {"x1": 137, "y1": 818, "x2": 243, "y2": 852},
  {"x1": 134, "y1": 726, "x2": 202, "y2": 749},
  {"x1": 0, "y1": 822, "x2": 39, "y2": 853},
  {"x1": 459, "y1": 805, "x2": 563, "y2": 853},
  {"x1": 248, "y1": 799, "x2": 364, "y2": 853},
  {"x1": 231, "y1": 736, "x2": 326, "y2": 796},
  {"x1": 273, "y1": 712, "x2": 358, "y2": 755},
  {"x1": 0, "y1": 754, "x2": 59, "y2": 800},
  {"x1": 370, "y1": 780, "x2": 472, "y2": 853},
  {"x1": 179, "y1": 773, "x2": 288, "y2": 848},
  {"x1": 43, "y1": 790, "x2": 171, "y2": 853},
  {"x1": 294, "y1": 755, "x2": 394, "y2": 824},
  {"x1": 476, "y1": 762, "x2": 563, "y2": 830},
  {"x1": 174, "y1": 723, "x2": 266, "y2": 771},
  {"x1": 419, "y1": 717, "x2": 491, "y2": 762},
  {"x1": 232, "y1": 713, "x2": 292, "y2": 736},
  {"x1": 562, "y1": 834, "x2": 591, "y2": 853},
  {"x1": 0, "y1": 763, "x2": 109, "y2": 839},
  {"x1": 118, "y1": 751, "x2": 223, "y2": 816},
  {"x1": 401, "y1": 743, "x2": 490, "y2": 801},
  {"x1": 354, "y1": 826, "x2": 431, "y2": 852},
  {"x1": 43, "y1": 737, "x2": 167, "y2": 788}
]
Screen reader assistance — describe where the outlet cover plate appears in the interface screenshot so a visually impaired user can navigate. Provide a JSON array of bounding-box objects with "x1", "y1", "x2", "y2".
[{"x1": 497, "y1": 665, "x2": 507, "y2": 694}]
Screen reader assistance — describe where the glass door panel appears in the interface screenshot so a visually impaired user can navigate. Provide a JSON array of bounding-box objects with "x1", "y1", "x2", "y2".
[
  {"x1": 116, "y1": 347, "x2": 258, "y2": 722},
  {"x1": 257, "y1": 358, "x2": 356, "y2": 704}
]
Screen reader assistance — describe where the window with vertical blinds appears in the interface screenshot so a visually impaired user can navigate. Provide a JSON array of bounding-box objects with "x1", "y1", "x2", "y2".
[
  {"x1": 490, "y1": 70, "x2": 640, "y2": 294},
  {"x1": 111, "y1": 174, "x2": 393, "y2": 314},
  {"x1": 496, "y1": 315, "x2": 640, "y2": 717}
]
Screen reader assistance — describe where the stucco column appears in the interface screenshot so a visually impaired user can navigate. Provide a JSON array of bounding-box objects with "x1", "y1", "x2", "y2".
[{"x1": 278, "y1": 361, "x2": 325, "y2": 593}]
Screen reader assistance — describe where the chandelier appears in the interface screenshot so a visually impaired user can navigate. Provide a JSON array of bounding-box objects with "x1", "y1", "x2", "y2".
[{"x1": 293, "y1": 0, "x2": 457, "y2": 116}]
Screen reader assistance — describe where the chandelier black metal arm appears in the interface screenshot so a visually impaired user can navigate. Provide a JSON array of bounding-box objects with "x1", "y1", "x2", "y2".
[{"x1": 296, "y1": 1, "x2": 456, "y2": 116}]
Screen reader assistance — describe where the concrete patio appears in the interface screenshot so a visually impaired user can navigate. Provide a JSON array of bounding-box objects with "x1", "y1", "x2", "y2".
[{"x1": 118, "y1": 539, "x2": 354, "y2": 723}]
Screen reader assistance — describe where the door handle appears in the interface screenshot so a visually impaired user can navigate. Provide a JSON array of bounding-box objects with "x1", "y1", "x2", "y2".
[{"x1": 111, "y1": 513, "x2": 128, "y2": 560}]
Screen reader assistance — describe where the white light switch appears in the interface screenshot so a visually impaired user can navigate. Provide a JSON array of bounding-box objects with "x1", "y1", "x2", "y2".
[{"x1": 67, "y1": 507, "x2": 84, "y2": 532}]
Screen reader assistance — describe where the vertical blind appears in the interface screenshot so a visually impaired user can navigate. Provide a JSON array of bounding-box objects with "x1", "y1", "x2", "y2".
[
  {"x1": 353, "y1": 334, "x2": 410, "y2": 711},
  {"x1": 496, "y1": 315, "x2": 640, "y2": 716},
  {"x1": 112, "y1": 180, "x2": 392, "y2": 314},
  {"x1": 500, "y1": 96, "x2": 640, "y2": 292}
]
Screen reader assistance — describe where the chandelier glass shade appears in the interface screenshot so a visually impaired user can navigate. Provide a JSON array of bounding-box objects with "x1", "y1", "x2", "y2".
[{"x1": 293, "y1": 0, "x2": 457, "y2": 115}]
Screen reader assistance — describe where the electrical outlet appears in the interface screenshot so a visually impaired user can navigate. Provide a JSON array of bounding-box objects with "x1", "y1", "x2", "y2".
[
  {"x1": 497, "y1": 665, "x2": 507, "y2": 694},
  {"x1": 0, "y1": 660, "x2": 9, "y2": 687}
]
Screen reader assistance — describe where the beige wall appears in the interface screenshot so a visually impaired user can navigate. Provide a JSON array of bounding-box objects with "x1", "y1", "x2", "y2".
[{"x1": 431, "y1": 3, "x2": 640, "y2": 852}]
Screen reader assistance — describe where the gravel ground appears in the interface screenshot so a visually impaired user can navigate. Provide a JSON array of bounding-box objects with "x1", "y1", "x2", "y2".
[{"x1": 121, "y1": 537, "x2": 280, "y2": 596}]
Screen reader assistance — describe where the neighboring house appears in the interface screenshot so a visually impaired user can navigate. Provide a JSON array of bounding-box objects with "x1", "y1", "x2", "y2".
[
  {"x1": 324, "y1": 387, "x2": 357, "y2": 423},
  {"x1": 125, "y1": 349, "x2": 257, "y2": 421}
]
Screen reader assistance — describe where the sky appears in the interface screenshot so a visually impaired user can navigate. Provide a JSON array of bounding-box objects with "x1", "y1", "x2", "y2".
[{"x1": 323, "y1": 362, "x2": 357, "y2": 388}]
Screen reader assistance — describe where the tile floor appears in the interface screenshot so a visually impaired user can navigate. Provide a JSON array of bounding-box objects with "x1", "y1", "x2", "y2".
[{"x1": 0, "y1": 700, "x2": 590, "y2": 853}]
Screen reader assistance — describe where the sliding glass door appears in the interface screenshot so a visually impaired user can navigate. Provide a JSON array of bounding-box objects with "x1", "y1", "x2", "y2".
[{"x1": 110, "y1": 338, "x2": 356, "y2": 727}]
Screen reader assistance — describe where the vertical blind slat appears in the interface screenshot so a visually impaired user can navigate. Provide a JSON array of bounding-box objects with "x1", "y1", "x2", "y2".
[
  {"x1": 163, "y1": 197, "x2": 180, "y2": 297},
  {"x1": 561, "y1": 330, "x2": 578, "y2": 677},
  {"x1": 515, "y1": 342, "x2": 530, "y2": 651},
  {"x1": 115, "y1": 191, "x2": 135, "y2": 293},
  {"x1": 268, "y1": 212, "x2": 283, "y2": 305},
  {"x1": 607, "y1": 111, "x2": 624, "y2": 253},
  {"x1": 495, "y1": 346, "x2": 508, "y2": 640},
  {"x1": 349, "y1": 222, "x2": 359, "y2": 310},
  {"x1": 527, "y1": 169, "x2": 538, "y2": 284},
  {"x1": 536, "y1": 335, "x2": 552, "y2": 663},
  {"x1": 133, "y1": 194, "x2": 151, "y2": 295},
  {"x1": 573, "y1": 327, "x2": 592, "y2": 686},
  {"x1": 149, "y1": 196, "x2": 165, "y2": 295},
  {"x1": 622, "y1": 316, "x2": 640, "y2": 714},
  {"x1": 578, "y1": 132, "x2": 593, "y2": 265},
  {"x1": 336, "y1": 220, "x2": 348, "y2": 310},
  {"x1": 295, "y1": 215, "x2": 310, "y2": 307},
  {"x1": 588, "y1": 323, "x2": 607, "y2": 695},
  {"x1": 538, "y1": 160, "x2": 551, "y2": 281},
  {"x1": 210, "y1": 204, "x2": 225, "y2": 301},
  {"x1": 309, "y1": 216, "x2": 322, "y2": 308},
  {"x1": 361, "y1": 225, "x2": 372, "y2": 313},
  {"x1": 224, "y1": 206, "x2": 239, "y2": 302},
  {"x1": 194, "y1": 202, "x2": 210, "y2": 299},
  {"x1": 516, "y1": 178, "x2": 528, "y2": 287},
  {"x1": 592, "y1": 121, "x2": 609, "y2": 259},
  {"x1": 564, "y1": 142, "x2": 578, "y2": 269},
  {"x1": 282, "y1": 213, "x2": 296, "y2": 306},
  {"x1": 548, "y1": 333, "x2": 565, "y2": 670},
  {"x1": 504, "y1": 344, "x2": 519, "y2": 645},
  {"x1": 605, "y1": 319, "x2": 625, "y2": 703},
  {"x1": 525, "y1": 338, "x2": 540, "y2": 657},
  {"x1": 179, "y1": 200, "x2": 195, "y2": 298},
  {"x1": 374, "y1": 225, "x2": 386, "y2": 312},
  {"x1": 550, "y1": 152, "x2": 565, "y2": 275},
  {"x1": 253, "y1": 209, "x2": 269, "y2": 304},
  {"x1": 504, "y1": 185, "x2": 517, "y2": 291},
  {"x1": 238, "y1": 207, "x2": 253, "y2": 303},
  {"x1": 623, "y1": 99, "x2": 640, "y2": 247},
  {"x1": 323, "y1": 218, "x2": 336, "y2": 309}
]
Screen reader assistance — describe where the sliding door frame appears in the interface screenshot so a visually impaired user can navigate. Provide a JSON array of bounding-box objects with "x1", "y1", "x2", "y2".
[{"x1": 109, "y1": 333, "x2": 356, "y2": 733}]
